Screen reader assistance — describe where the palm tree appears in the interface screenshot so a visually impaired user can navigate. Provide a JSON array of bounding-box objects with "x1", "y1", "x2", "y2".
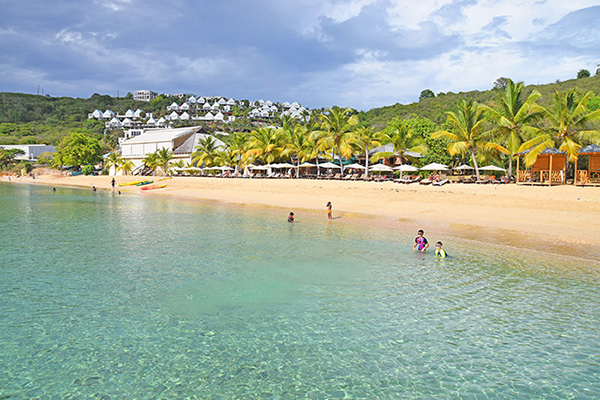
[
  {"x1": 142, "y1": 152, "x2": 159, "y2": 175},
  {"x1": 353, "y1": 126, "x2": 381, "y2": 177},
  {"x1": 281, "y1": 124, "x2": 312, "y2": 177},
  {"x1": 519, "y1": 89, "x2": 600, "y2": 166},
  {"x1": 483, "y1": 79, "x2": 542, "y2": 177},
  {"x1": 317, "y1": 106, "x2": 359, "y2": 176},
  {"x1": 155, "y1": 148, "x2": 174, "y2": 175},
  {"x1": 222, "y1": 132, "x2": 248, "y2": 173},
  {"x1": 117, "y1": 160, "x2": 134, "y2": 175},
  {"x1": 104, "y1": 151, "x2": 123, "y2": 175},
  {"x1": 245, "y1": 127, "x2": 281, "y2": 164},
  {"x1": 373, "y1": 119, "x2": 427, "y2": 167},
  {"x1": 192, "y1": 136, "x2": 221, "y2": 168},
  {"x1": 432, "y1": 99, "x2": 501, "y2": 180}
]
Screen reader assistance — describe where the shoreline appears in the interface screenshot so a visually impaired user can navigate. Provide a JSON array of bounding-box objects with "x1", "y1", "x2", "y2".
[{"x1": 3, "y1": 174, "x2": 600, "y2": 263}]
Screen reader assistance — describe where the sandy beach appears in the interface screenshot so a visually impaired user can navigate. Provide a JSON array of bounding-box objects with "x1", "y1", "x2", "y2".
[{"x1": 3, "y1": 173, "x2": 600, "y2": 261}]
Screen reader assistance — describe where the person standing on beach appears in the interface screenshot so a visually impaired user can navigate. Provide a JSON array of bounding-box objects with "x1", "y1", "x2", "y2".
[
  {"x1": 111, "y1": 178, "x2": 116, "y2": 191},
  {"x1": 326, "y1": 202, "x2": 332, "y2": 220},
  {"x1": 413, "y1": 229, "x2": 429, "y2": 252}
]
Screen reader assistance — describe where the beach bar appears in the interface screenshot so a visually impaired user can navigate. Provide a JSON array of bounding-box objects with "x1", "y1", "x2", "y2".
[
  {"x1": 575, "y1": 144, "x2": 600, "y2": 186},
  {"x1": 516, "y1": 148, "x2": 566, "y2": 186}
]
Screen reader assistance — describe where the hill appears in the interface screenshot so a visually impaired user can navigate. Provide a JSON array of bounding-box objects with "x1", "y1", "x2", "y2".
[
  {"x1": 1, "y1": 74, "x2": 599, "y2": 146},
  {"x1": 360, "y1": 75, "x2": 600, "y2": 130}
]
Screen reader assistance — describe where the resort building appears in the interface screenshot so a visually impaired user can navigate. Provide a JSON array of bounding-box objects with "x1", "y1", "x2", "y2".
[
  {"x1": 0, "y1": 144, "x2": 56, "y2": 161},
  {"x1": 118, "y1": 126, "x2": 222, "y2": 174},
  {"x1": 134, "y1": 90, "x2": 158, "y2": 102}
]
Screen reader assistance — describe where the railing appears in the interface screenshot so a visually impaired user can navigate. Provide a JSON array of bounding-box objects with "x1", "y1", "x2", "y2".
[{"x1": 518, "y1": 170, "x2": 564, "y2": 184}]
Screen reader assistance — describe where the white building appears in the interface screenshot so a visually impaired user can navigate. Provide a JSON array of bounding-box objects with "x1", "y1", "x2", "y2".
[
  {"x1": 134, "y1": 90, "x2": 158, "y2": 102},
  {"x1": 119, "y1": 127, "x2": 200, "y2": 173},
  {"x1": 0, "y1": 144, "x2": 56, "y2": 161}
]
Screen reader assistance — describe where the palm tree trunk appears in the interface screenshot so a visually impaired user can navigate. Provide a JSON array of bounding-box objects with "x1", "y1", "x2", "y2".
[
  {"x1": 365, "y1": 145, "x2": 369, "y2": 178},
  {"x1": 471, "y1": 150, "x2": 480, "y2": 181},
  {"x1": 316, "y1": 157, "x2": 321, "y2": 176},
  {"x1": 508, "y1": 154, "x2": 513, "y2": 179},
  {"x1": 336, "y1": 147, "x2": 344, "y2": 176}
]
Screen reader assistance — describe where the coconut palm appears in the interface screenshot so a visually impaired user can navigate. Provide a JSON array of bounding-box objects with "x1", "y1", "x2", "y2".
[
  {"x1": 142, "y1": 152, "x2": 159, "y2": 175},
  {"x1": 245, "y1": 127, "x2": 281, "y2": 164},
  {"x1": 519, "y1": 89, "x2": 600, "y2": 165},
  {"x1": 222, "y1": 132, "x2": 248, "y2": 173},
  {"x1": 117, "y1": 160, "x2": 134, "y2": 175},
  {"x1": 192, "y1": 136, "x2": 221, "y2": 167},
  {"x1": 353, "y1": 126, "x2": 380, "y2": 177},
  {"x1": 317, "y1": 106, "x2": 359, "y2": 175},
  {"x1": 373, "y1": 119, "x2": 427, "y2": 166},
  {"x1": 483, "y1": 79, "x2": 542, "y2": 177},
  {"x1": 432, "y1": 99, "x2": 501, "y2": 180},
  {"x1": 155, "y1": 147, "x2": 174, "y2": 175},
  {"x1": 104, "y1": 151, "x2": 123, "y2": 175},
  {"x1": 281, "y1": 124, "x2": 312, "y2": 177}
]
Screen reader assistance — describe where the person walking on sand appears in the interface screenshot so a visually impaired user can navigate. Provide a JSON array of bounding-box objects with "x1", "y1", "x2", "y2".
[
  {"x1": 413, "y1": 229, "x2": 429, "y2": 252},
  {"x1": 111, "y1": 177, "x2": 116, "y2": 191},
  {"x1": 326, "y1": 201, "x2": 332, "y2": 220}
]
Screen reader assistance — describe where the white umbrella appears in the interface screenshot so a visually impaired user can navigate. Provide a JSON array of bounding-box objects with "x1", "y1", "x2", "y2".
[
  {"x1": 184, "y1": 167, "x2": 202, "y2": 171},
  {"x1": 420, "y1": 163, "x2": 449, "y2": 171},
  {"x1": 219, "y1": 166, "x2": 234, "y2": 171},
  {"x1": 393, "y1": 164, "x2": 419, "y2": 171},
  {"x1": 454, "y1": 164, "x2": 474, "y2": 170},
  {"x1": 320, "y1": 162, "x2": 342, "y2": 169},
  {"x1": 249, "y1": 165, "x2": 269, "y2": 170},
  {"x1": 273, "y1": 162, "x2": 294, "y2": 168},
  {"x1": 346, "y1": 163, "x2": 366, "y2": 170},
  {"x1": 299, "y1": 162, "x2": 316, "y2": 167},
  {"x1": 369, "y1": 164, "x2": 393, "y2": 172},
  {"x1": 479, "y1": 165, "x2": 506, "y2": 172}
]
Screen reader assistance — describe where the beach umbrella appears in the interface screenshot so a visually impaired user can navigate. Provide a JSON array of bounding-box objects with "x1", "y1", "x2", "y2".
[
  {"x1": 454, "y1": 164, "x2": 474, "y2": 171},
  {"x1": 249, "y1": 165, "x2": 268, "y2": 170},
  {"x1": 219, "y1": 166, "x2": 234, "y2": 171},
  {"x1": 479, "y1": 165, "x2": 506, "y2": 172},
  {"x1": 320, "y1": 162, "x2": 342, "y2": 169},
  {"x1": 346, "y1": 163, "x2": 366, "y2": 170},
  {"x1": 368, "y1": 164, "x2": 393, "y2": 172},
  {"x1": 299, "y1": 162, "x2": 316, "y2": 167},
  {"x1": 393, "y1": 164, "x2": 419, "y2": 171},
  {"x1": 420, "y1": 162, "x2": 449, "y2": 171}
]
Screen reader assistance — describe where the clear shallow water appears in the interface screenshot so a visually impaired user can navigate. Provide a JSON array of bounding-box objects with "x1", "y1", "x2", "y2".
[{"x1": 1, "y1": 183, "x2": 599, "y2": 399}]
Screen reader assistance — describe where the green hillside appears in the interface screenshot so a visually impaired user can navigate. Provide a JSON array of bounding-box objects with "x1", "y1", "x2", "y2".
[
  {"x1": 360, "y1": 75, "x2": 600, "y2": 130},
  {"x1": 1, "y1": 74, "x2": 599, "y2": 147}
]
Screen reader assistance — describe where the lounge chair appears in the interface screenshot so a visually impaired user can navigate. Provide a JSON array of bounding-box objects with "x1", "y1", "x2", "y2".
[
  {"x1": 432, "y1": 174, "x2": 449, "y2": 186},
  {"x1": 476, "y1": 175, "x2": 490, "y2": 184}
]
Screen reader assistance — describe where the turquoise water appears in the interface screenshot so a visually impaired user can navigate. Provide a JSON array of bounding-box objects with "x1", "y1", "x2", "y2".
[{"x1": 1, "y1": 183, "x2": 599, "y2": 399}]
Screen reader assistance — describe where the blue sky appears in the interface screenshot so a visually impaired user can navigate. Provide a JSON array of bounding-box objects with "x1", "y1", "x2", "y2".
[{"x1": 1, "y1": 0, "x2": 599, "y2": 110}]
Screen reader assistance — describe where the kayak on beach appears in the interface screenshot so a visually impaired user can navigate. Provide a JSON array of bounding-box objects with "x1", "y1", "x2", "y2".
[
  {"x1": 157, "y1": 177, "x2": 172, "y2": 182},
  {"x1": 140, "y1": 184, "x2": 167, "y2": 191},
  {"x1": 118, "y1": 180, "x2": 146, "y2": 186},
  {"x1": 135, "y1": 180, "x2": 154, "y2": 186}
]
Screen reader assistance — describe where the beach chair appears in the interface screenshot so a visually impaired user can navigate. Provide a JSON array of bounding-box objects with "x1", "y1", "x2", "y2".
[
  {"x1": 432, "y1": 174, "x2": 449, "y2": 186},
  {"x1": 476, "y1": 175, "x2": 490, "y2": 184}
]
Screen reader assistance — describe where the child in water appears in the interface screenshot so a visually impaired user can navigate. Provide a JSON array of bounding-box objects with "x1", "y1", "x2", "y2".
[
  {"x1": 435, "y1": 241, "x2": 448, "y2": 258},
  {"x1": 326, "y1": 201, "x2": 332, "y2": 220},
  {"x1": 413, "y1": 229, "x2": 429, "y2": 252},
  {"x1": 288, "y1": 212, "x2": 294, "y2": 223}
]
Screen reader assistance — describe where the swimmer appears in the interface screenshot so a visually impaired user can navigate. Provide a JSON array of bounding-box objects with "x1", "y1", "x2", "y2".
[
  {"x1": 288, "y1": 212, "x2": 294, "y2": 223},
  {"x1": 326, "y1": 201, "x2": 332, "y2": 220},
  {"x1": 413, "y1": 229, "x2": 429, "y2": 252},
  {"x1": 53, "y1": 187, "x2": 56, "y2": 192},
  {"x1": 92, "y1": 186, "x2": 97, "y2": 192},
  {"x1": 435, "y1": 241, "x2": 448, "y2": 258}
]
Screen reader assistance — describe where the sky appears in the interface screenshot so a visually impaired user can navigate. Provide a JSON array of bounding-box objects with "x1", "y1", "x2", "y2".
[{"x1": 1, "y1": 0, "x2": 599, "y2": 110}]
